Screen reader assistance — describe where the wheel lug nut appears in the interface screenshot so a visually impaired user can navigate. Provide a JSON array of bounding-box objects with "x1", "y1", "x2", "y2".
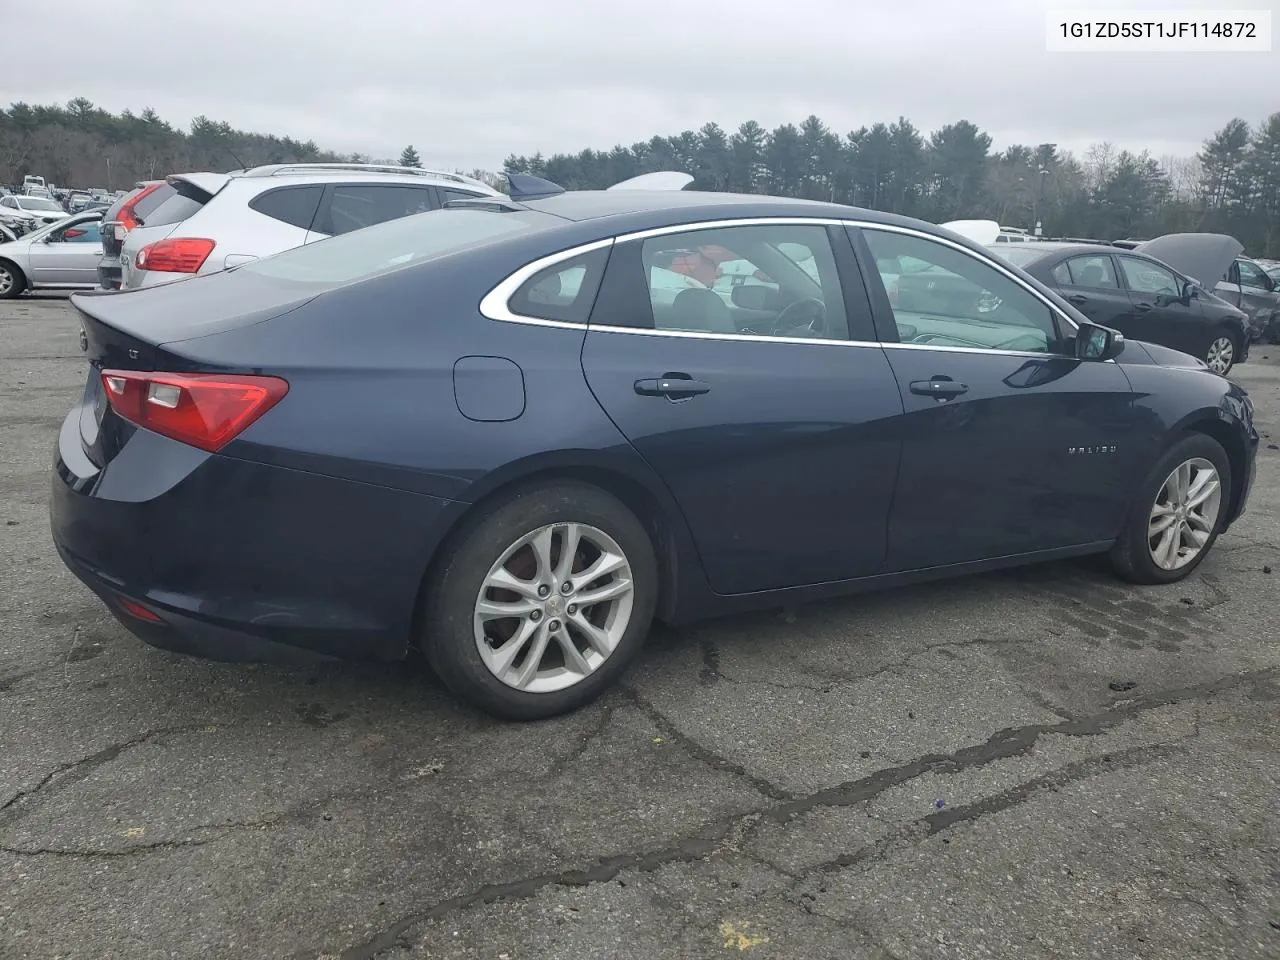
[
  {"x1": 530, "y1": 610, "x2": 542, "y2": 622},
  {"x1": 548, "y1": 619, "x2": 562, "y2": 632},
  {"x1": 537, "y1": 584, "x2": 550, "y2": 598},
  {"x1": 560, "y1": 581, "x2": 573, "y2": 594},
  {"x1": 566, "y1": 604, "x2": 577, "y2": 615}
]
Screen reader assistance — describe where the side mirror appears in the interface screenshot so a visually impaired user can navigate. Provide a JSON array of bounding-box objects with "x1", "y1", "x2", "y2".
[
  {"x1": 1076, "y1": 321, "x2": 1125, "y2": 361},
  {"x1": 730, "y1": 284, "x2": 779, "y2": 311}
]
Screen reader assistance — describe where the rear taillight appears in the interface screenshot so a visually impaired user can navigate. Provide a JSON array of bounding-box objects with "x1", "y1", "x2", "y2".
[
  {"x1": 135, "y1": 237, "x2": 216, "y2": 274},
  {"x1": 116, "y1": 182, "x2": 163, "y2": 232},
  {"x1": 100, "y1": 370, "x2": 288, "y2": 453},
  {"x1": 117, "y1": 597, "x2": 163, "y2": 623}
]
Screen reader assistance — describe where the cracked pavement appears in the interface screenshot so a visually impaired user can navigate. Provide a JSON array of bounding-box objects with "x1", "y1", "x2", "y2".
[{"x1": 2, "y1": 295, "x2": 1279, "y2": 959}]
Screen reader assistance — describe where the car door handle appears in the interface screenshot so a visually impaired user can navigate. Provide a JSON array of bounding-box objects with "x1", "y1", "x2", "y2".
[
  {"x1": 1134, "y1": 301, "x2": 1154, "y2": 311},
  {"x1": 1066, "y1": 293, "x2": 1088, "y2": 305},
  {"x1": 909, "y1": 379, "x2": 968, "y2": 399},
  {"x1": 634, "y1": 376, "x2": 711, "y2": 399}
]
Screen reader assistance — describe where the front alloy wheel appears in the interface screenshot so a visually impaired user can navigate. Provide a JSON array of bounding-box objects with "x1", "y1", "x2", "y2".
[
  {"x1": 474, "y1": 522, "x2": 634, "y2": 693},
  {"x1": 1147, "y1": 457, "x2": 1222, "y2": 572},
  {"x1": 1205, "y1": 335, "x2": 1234, "y2": 375}
]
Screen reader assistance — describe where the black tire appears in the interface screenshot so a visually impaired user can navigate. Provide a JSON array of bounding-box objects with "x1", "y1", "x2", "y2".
[
  {"x1": 0, "y1": 260, "x2": 26, "y2": 300},
  {"x1": 420, "y1": 481, "x2": 658, "y2": 721},
  {"x1": 1204, "y1": 327, "x2": 1238, "y2": 376},
  {"x1": 1110, "y1": 433, "x2": 1231, "y2": 585}
]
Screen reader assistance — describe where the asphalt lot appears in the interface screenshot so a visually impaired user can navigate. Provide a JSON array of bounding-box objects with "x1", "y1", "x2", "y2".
[{"x1": 1, "y1": 294, "x2": 1278, "y2": 960}]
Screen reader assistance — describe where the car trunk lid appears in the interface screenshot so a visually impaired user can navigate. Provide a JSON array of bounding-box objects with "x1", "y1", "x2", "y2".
[{"x1": 1134, "y1": 233, "x2": 1243, "y2": 288}]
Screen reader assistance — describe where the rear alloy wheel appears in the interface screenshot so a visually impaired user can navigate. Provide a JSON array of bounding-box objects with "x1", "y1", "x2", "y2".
[
  {"x1": 1110, "y1": 433, "x2": 1230, "y2": 585},
  {"x1": 1205, "y1": 333, "x2": 1236, "y2": 375},
  {"x1": 422, "y1": 483, "x2": 657, "y2": 720},
  {"x1": 0, "y1": 261, "x2": 25, "y2": 299}
]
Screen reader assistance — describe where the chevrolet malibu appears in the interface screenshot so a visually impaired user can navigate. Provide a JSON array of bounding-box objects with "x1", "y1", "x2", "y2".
[{"x1": 50, "y1": 185, "x2": 1259, "y2": 720}]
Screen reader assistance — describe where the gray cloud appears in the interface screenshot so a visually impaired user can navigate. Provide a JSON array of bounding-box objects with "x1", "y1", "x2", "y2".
[{"x1": 5, "y1": 0, "x2": 1275, "y2": 171}]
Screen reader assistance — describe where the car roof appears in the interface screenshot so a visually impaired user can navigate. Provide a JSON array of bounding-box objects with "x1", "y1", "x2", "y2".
[
  {"x1": 989, "y1": 241, "x2": 1132, "y2": 258},
  {"x1": 227, "y1": 163, "x2": 499, "y2": 194},
  {"x1": 511, "y1": 190, "x2": 942, "y2": 242}
]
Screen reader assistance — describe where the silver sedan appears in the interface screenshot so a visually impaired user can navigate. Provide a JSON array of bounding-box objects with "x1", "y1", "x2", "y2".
[{"x1": 0, "y1": 213, "x2": 104, "y2": 299}]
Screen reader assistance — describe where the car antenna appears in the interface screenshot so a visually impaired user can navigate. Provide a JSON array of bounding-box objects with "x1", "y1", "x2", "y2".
[{"x1": 224, "y1": 147, "x2": 247, "y2": 172}]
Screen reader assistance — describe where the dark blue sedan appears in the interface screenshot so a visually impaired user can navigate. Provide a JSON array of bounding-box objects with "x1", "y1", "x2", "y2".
[{"x1": 50, "y1": 183, "x2": 1259, "y2": 719}]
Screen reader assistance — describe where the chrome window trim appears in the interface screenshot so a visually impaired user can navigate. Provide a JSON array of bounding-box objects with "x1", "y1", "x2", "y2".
[
  {"x1": 478, "y1": 216, "x2": 1084, "y2": 354},
  {"x1": 478, "y1": 237, "x2": 615, "y2": 325},
  {"x1": 585, "y1": 324, "x2": 876, "y2": 348}
]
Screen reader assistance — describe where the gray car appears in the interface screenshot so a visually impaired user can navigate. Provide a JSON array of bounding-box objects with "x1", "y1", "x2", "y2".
[
  {"x1": 0, "y1": 212, "x2": 104, "y2": 298},
  {"x1": 1216, "y1": 257, "x2": 1280, "y2": 343}
]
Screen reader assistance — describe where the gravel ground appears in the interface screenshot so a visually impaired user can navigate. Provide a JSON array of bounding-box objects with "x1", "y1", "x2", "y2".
[{"x1": 1, "y1": 294, "x2": 1278, "y2": 960}]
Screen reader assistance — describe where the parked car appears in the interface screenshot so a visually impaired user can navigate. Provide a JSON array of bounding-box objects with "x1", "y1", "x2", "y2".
[
  {"x1": 1214, "y1": 256, "x2": 1280, "y2": 344},
  {"x1": 97, "y1": 180, "x2": 174, "y2": 289},
  {"x1": 0, "y1": 194, "x2": 71, "y2": 234},
  {"x1": 990, "y1": 240, "x2": 1251, "y2": 374},
  {"x1": 52, "y1": 185, "x2": 1258, "y2": 720},
  {"x1": 117, "y1": 163, "x2": 503, "y2": 290},
  {"x1": 0, "y1": 212, "x2": 104, "y2": 298}
]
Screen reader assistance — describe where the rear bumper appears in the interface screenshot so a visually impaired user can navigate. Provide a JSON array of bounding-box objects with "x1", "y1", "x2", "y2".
[
  {"x1": 97, "y1": 257, "x2": 121, "y2": 290},
  {"x1": 56, "y1": 543, "x2": 334, "y2": 663},
  {"x1": 50, "y1": 407, "x2": 464, "y2": 664}
]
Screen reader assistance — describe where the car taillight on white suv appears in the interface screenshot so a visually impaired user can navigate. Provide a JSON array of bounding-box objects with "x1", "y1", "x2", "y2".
[{"x1": 135, "y1": 238, "x2": 216, "y2": 274}]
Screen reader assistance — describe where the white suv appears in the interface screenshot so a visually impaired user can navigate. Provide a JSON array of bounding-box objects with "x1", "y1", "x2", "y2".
[{"x1": 118, "y1": 163, "x2": 503, "y2": 289}]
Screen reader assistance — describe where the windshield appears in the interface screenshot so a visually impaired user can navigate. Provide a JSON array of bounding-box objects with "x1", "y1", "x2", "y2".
[
  {"x1": 241, "y1": 207, "x2": 556, "y2": 286},
  {"x1": 987, "y1": 245, "x2": 1049, "y2": 267},
  {"x1": 17, "y1": 197, "x2": 62, "y2": 212}
]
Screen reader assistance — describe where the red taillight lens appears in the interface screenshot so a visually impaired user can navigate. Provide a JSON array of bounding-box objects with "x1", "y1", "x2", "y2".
[
  {"x1": 135, "y1": 237, "x2": 216, "y2": 274},
  {"x1": 116, "y1": 182, "x2": 163, "y2": 232},
  {"x1": 117, "y1": 597, "x2": 163, "y2": 623},
  {"x1": 100, "y1": 370, "x2": 289, "y2": 452}
]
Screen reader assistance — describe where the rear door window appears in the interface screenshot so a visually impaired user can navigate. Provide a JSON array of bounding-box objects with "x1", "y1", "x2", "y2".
[
  {"x1": 320, "y1": 184, "x2": 439, "y2": 236},
  {"x1": 249, "y1": 185, "x2": 323, "y2": 230},
  {"x1": 1065, "y1": 255, "x2": 1119, "y2": 288}
]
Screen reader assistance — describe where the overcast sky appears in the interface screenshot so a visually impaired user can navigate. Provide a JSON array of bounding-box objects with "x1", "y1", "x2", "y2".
[{"x1": 5, "y1": 0, "x2": 1276, "y2": 171}]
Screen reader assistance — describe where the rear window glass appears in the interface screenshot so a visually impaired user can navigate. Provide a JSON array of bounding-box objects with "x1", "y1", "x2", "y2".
[
  {"x1": 241, "y1": 208, "x2": 556, "y2": 286},
  {"x1": 989, "y1": 246, "x2": 1047, "y2": 268},
  {"x1": 130, "y1": 184, "x2": 175, "y2": 221},
  {"x1": 138, "y1": 182, "x2": 207, "y2": 227}
]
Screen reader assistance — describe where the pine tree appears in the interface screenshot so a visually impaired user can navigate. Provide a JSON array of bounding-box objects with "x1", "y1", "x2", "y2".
[{"x1": 398, "y1": 145, "x2": 422, "y2": 168}]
